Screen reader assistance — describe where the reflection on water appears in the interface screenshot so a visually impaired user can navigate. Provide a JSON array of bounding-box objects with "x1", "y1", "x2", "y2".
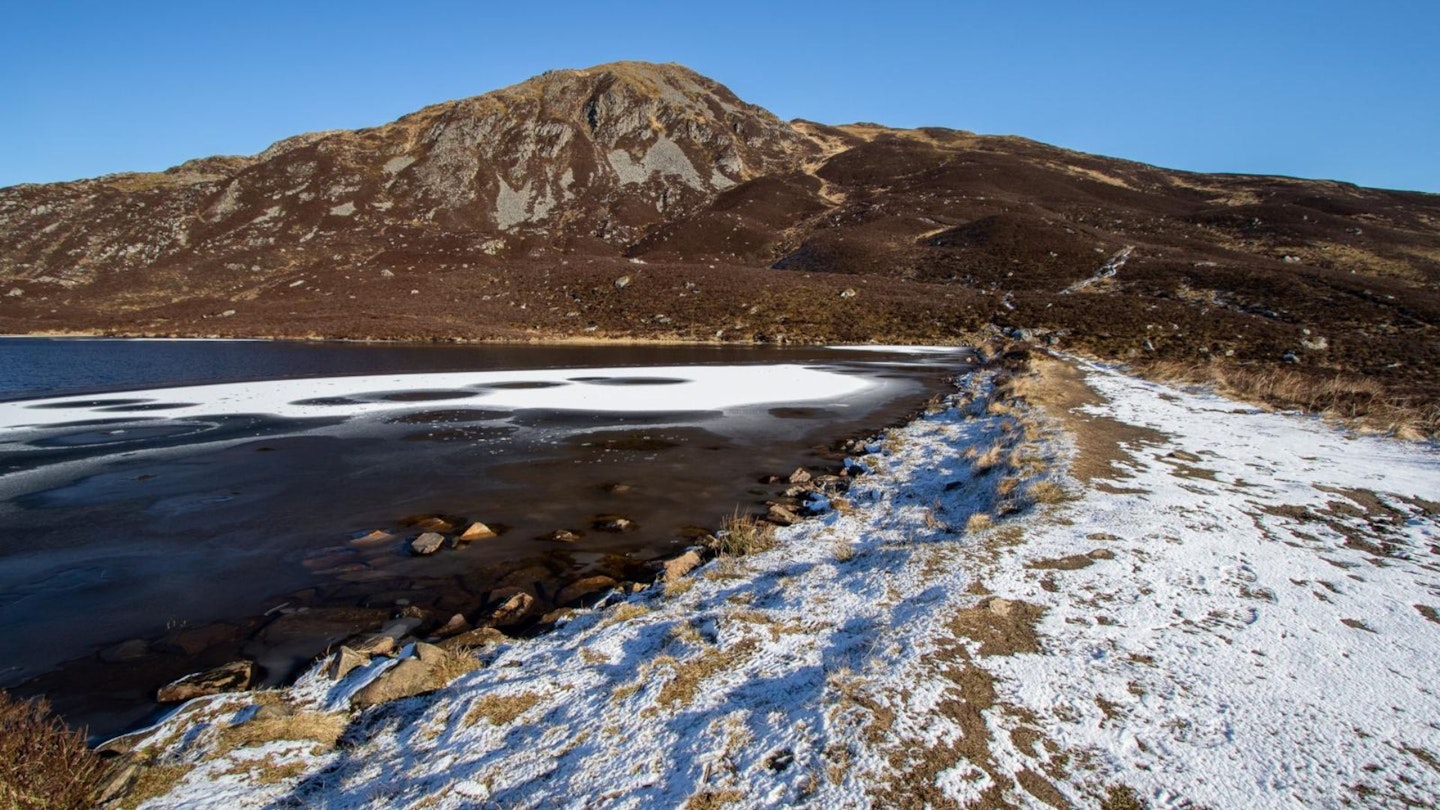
[{"x1": 0, "y1": 339, "x2": 972, "y2": 737}]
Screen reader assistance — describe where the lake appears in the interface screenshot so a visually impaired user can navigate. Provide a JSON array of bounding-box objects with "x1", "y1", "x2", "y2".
[{"x1": 0, "y1": 337, "x2": 971, "y2": 737}]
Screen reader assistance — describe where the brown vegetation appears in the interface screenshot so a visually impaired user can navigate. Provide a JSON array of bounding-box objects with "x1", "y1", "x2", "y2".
[
  {"x1": 0, "y1": 690, "x2": 103, "y2": 810},
  {"x1": 1137, "y1": 358, "x2": 1439, "y2": 437},
  {"x1": 706, "y1": 511, "x2": 778, "y2": 557}
]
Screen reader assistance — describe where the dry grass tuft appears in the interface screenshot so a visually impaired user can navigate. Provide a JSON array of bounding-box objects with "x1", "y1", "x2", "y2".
[
  {"x1": 996, "y1": 476, "x2": 1021, "y2": 497},
  {"x1": 965, "y1": 513, "x2": 995, "y2": 533},
  {"x1": 654, "y1": 639, "x2": 759, "y2": 706},
  {"x1": 601, "y1": 602, "x2": 651, "y2": 626},
  {"x1": 216, "y1": 711, "x2": 346, "y2": 755},
  {"x1": 433, "y1": 649, "x2": 484, "y2": 683},
  {"x1": 973, "y1": 443, "x2": 1005, "y2": 472},
  {"x1": 706, "y1": 510, "x2": 777, "y2": 557},
  {"x1": 833, "y1": 540, "x2": 856, "y2": 562},
  {"x1": 663, "y1": 577, "x2": 695, "y2": 598},
  {"x1": 114, "y1": 764, "x2": 189, "y2": 810},
  {"x1": 464, "y1": 692, "x2": 544, "y2": 726},
  {"x1": 1027, "y1": 480, "x2": 1072, "y2": 504},
  {"x1": 0, "y1": 690, "x2": 103, "y2": 810}
]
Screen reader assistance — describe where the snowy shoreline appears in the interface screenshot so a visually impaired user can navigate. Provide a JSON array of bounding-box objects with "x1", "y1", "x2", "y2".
[{"x1": 91, "y1": 353, "x2": 1440, "y2": 809}]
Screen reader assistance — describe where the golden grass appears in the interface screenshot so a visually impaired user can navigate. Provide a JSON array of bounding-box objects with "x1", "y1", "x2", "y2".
[
  {"x1": 833, "y1": 540, "x2": 856, "y2": 562},
  {"x1": 654, "y1": 638, "x2": 759, "y2": 706},
  {"x1": 973, "y1": 443, "x2": 1005, "y2": 472},
  {"x1": 965, "y1": 513, "x2": 995, "y2": 533},
  {"x1": 215, "y1": 711, "x2": 346, "y2": 755},
  {"x1": 433, "y1": 649, "x2": 484, "y2": 683},
  {"x1": 600, "y1": 602, "x2": 651, "y2": 627},
  {"x1": 113, "y1": 764, "x2": 188, "y2": 810},
  {"x1": 1139, "y1": 358, "x2": 1438, "y2": 438},
  {"x1": 706, "y1": 510, "x2": 777, "y2": 557},
  {"x1": 0, "y1": 690, "x2": 103, "y2": 810},
  {"x1": 663, "y1": 577, "x2": 696, "y2": 598},
  {"x1": 463, "y1": 692, "x2": 544, "y2": 726},
  {"x1": 1027, "y1": 480, "x2": 1072, "y2": 504}
]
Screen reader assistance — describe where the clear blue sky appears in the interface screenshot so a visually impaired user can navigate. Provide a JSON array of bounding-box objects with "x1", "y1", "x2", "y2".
[{"x1": 4, "y1": 1, "x2": 1438, "y2": 192}]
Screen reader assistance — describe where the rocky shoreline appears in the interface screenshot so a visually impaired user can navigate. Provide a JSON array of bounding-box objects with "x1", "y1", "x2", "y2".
[
  {"x1": 129, "y1": 429, "x2": 888, "y2": 716},
  {"x1": 12, "y1": 351, "x2": 982, "y2": 767},
  {"x1": 77, "y1": 342, "x2": 1040, "y2": 807}
]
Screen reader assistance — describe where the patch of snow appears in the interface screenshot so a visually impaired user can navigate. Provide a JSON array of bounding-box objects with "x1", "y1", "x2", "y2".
[{"x1": 106, "y1": 359, "x2": 1440, "y2": 809}]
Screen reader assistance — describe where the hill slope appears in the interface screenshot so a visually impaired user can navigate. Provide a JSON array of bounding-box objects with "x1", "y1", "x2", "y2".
[{"x1": 2, "y1": 61, "x2": 1439, "y2": 429}]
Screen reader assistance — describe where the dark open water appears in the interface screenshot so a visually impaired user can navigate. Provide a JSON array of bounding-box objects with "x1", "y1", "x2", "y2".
[{"x1": 0, "y1": 338, "x2": 970, "y2": 737}]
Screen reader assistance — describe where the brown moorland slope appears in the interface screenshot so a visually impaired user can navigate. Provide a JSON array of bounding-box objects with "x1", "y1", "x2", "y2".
[{"x1": 2, "y1": 61, "x2": 1437, "y2": 431}]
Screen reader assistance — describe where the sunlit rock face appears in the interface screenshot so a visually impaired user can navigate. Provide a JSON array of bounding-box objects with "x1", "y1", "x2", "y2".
[{"x1": 0, "y1": 62, "x2": 815, "y2": 297}]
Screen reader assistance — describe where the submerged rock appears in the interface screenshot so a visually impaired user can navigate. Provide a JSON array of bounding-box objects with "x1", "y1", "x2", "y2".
[
  {"x1": 156, "y1": 660, "x2": 254, "y2": 703},
  {"x1": 481, "y1": 591, "x2": 536, "y2": 628},
  {"x1": 458, "y1": 522, "x2": 498, "y2": 542},
  {"x1": 410, "y1": 532, "x2": 446, "y2": 555},
  {"x1": 99, "y1": 639, "x2": 150, "y2": 663},
  {"x1": 591, "y1": 515, "x2": 635, "y2": 532},
  {"x1": 555, "y1": 575, "x2": 619, "y2": 606}
]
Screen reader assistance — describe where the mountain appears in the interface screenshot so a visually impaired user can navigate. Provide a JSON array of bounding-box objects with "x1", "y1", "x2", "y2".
[{"x1": 2, "y1": 61, "x2": 1438, "y2": 429}]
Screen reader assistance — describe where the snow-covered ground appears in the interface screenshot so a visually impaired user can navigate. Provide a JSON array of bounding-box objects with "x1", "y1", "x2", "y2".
[{"x1": 109, "y1": 356, "x2": 1440, "y2": 809}]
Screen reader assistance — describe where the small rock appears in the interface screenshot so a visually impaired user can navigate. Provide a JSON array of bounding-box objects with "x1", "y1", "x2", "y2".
[
  {"x1": 99, "y1": 639, "x2": 150, "y2": 663},
  {"x1": 350, "y1": 529, "x2": 397, "y2": 548},
  {"x1": 541, "y1": 529, "x2": 582, "y2": 543},
  {"x1": 156, "y1": 622, "x2": 243, "y2": 656},
  {"x1": 413, "y1": 642, "x2": 446, "y2": 665},
  {"x1": 349, "y1": 634, "x2": 396, "y2": 657},
  {"x1": 614, "y1": 275, "x2": 632, "y2": 290},
  {"x1": 410, "y1": 532, "x2": 445, "y2": 555},
  {"x1": 554, "y1": 575, "x2": 620, "y2": 606},
  {"x1": 838, "y1": 288, "x2": 857, "y2": 299},
  {"x1": 157, "y1": 660, "x2": 254, "y2": 703},
  {"x1": 788, "y1": 467, "x2": 813, "y2": 484},
  {"x1": 765, "y1": 748, "x2": 795, "y2": 773},
  {"x1": 403, "y1": 515, "x2": 458, "y2": 532},
  {"x1": 987, "y1": 598, "x2": 1018, "y2": 619},
  {"x1": 757, "y1": 474, "x2": 783, "y2": 485},
  {"x1": 327, "y1": 646, "x2": 369, "y2": 681},
  {"x1": 766, "y1": 504, "x2": 800, "y2": 526},
  {"x1": 592, "y1": 515, "x2": 635, "y2": 532},
  {"x1": 350, "y1": 658, "x2": 442, "y2": 709},
  {"x1": 92, "y1": 755, "x2": 141, "y2": 805},
  {"x1": 458, "y1": 522, "x2": 497, "y2": 542},
  {"x1": 436, "y1": 626, "x2": 507, "y2": 652},
  {"x1": 1166, "y1": 450, "x2": 1203, "y2": 463},
  {"x1": 481, "y1": 591, "x2": 536, "y2": 628},
  {"x1": 433, "y1": 613, "x2": 471, "y2": 638},
  {"x1": 801, "y1": 492, "x2": 832, "y2": 516}
]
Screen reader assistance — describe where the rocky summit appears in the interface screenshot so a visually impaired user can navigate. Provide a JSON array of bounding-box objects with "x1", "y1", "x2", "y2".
[{"x1": 2, "y1": 61, "x2": 1438, "y2": 427}]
